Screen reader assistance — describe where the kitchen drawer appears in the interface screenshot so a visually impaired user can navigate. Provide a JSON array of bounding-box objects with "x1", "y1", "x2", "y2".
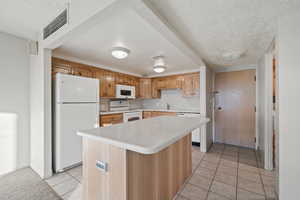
[
  {"x1": 143, "y1": 111, "x2": 152, "y2": 119},
  {"x1": 143, "y1": 111, "x2": 176, "y2": 119},
  {"x1": 100, "y1": 113, "x2": 123, "y2": 126}
]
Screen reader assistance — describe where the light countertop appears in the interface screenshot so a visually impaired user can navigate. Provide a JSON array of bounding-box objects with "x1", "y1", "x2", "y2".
[
  {"x1": 77, "y1": 116, "x2": 209, "y2": 154},
  {"x1": 100, "y1": 109, "x2": 201, "y2": 115}
]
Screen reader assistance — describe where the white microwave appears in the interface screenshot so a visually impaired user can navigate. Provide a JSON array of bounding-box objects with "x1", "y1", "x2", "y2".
[{"x1": 116, "y1": 84, "x2": 135, "y2": 99}]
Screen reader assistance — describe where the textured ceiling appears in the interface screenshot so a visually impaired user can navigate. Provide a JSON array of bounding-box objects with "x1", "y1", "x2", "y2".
[
  {"x1": 1, "y1": 0, "x2": 300, "y2": 70},
  {"x1": 147, "y1": 0, "x2": 300, "y2": 69},
  {"x1": 53, "y1": 6, "x2": 197, "y2": 76},
  {"x1": 0, "y1": 0, "x2": 69, "y2": 40}
]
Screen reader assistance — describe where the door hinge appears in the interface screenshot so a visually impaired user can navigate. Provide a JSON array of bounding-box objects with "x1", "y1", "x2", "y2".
[
  {"x1": 254, "y1": 137, "x2": 256, "y2": 143},
  {"x1": 254, "y1": 76, "x2": 256, "y2": 82},
  {"x1": 254, "y1": 106, "x2": 256, "y2": 112}
]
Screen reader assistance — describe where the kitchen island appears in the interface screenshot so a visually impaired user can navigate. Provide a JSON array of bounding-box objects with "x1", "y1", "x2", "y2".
[{"x1": 78, "y1": 116, "x2": 209, "y2": 200}]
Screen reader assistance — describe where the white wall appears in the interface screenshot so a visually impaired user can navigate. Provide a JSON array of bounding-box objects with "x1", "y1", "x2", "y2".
[
  {"x1": 205, "y1": 66, "x2": 214, "y2": 149},
  {"x1": 277, "y1": 13, "x2": 300, "y2": 199},
  {"x1": 0, "y1": 32, "x2": 30, "y2": 175},
  {"x1": 257, "y1": 53, "x2": 273, "y2": 170},
  {"x1": 198, "y1": 66, "x2": 214, "y2": 152},
  {"x1": 29, "y1": 0, "x2": 118, "y2": 179},
  {"x1": 30, "y1": 48, "x2": 52, "y2": 179},
  {"x1": 257, "y1": 56, "x2": 266, "y2": 165}
]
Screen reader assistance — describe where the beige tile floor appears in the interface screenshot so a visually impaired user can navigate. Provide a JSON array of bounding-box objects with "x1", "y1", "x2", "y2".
[{"x1": 46, "y1": 143, "x2": 277, "y2": 200}]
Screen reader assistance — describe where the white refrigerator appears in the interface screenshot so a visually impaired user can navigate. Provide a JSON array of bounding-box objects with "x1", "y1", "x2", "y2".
[{"x1": 54, "y1": 73, "x2": 99, "y2": 172}]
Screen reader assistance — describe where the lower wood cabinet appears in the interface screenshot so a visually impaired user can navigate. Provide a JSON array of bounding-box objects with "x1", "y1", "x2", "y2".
[
  {"x1": 142, "y1": 111, "x2": 152, "y2": 119},
  {"x1": 151, "y1": 111, "x2": 177, "y2": 118},
  {"x1": 143, "y1": 111, "x2": 176, "y2": 119},
  {"x1": 100, "y1": 114, "x2": 123, "y2": 127}
]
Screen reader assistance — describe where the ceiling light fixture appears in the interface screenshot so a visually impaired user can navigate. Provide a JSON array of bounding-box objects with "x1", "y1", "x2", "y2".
[
  {"x1": 111, "y1": 47, "x2": 130, "y2": 59},
  {"x1": 222, "y1": 51, "x2": 244, "y2": 61},
  {"x1": 153, "y1": 56, "x2": 166, "y2": 73}
]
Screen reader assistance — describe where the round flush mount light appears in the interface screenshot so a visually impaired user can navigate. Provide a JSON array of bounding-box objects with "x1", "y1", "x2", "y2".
[
  {"x1": 153, "y1": 56, "x2": 167, "y2": 73},
  {"x1": 111, "y1": 47, "x2": 130, "y2": 59},
  {"x1": 221, "y1": 51, "x2": 245, "y2": 61},
  {"x1": 153, "y1": 65, "x2": 166, "y2": 73}
]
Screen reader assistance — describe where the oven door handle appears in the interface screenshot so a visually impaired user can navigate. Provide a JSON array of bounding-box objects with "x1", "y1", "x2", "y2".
[{"x1": 128, "y1": 117, "x2": 140, "y2": 121}]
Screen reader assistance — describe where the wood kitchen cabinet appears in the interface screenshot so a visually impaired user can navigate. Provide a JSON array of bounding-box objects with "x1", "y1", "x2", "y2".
[
  {"x1": 72, "y1": 66, "x2": 95, "y2": 78},
  {"x1": 167, "y1": 75, "x2": 184, "y2": 89},
  {"x1": 116, "y1": 73, "x2": 130, "y2": 85},
  {"x1": 151, "y1": 75, "x2": 184, "y2": 91},
  {"x1": 96, "y1": 70, "x2": 116, "y2": 98},
  {"x1": 52, "y1": 64, "x2": 72, "y2": 78},
  {"x1": 139, "y1": 78, "x2": 152, "y2": 99},
  {"x1": 151, "y1": 79, "x2": 161, "y2": 99},
  {"x1": 155, "y1": 78, "x2": 167, "y2": 89},
  {"x1": 143, "y1": 111, "x2": 176, "y2": 119},
  {"x1": 100, "y1": 113, "x2": 123, "y2": 127},
  {"x1": 132, "y1": 77, "x2": 140, "y2": 98},
  {"x1": 151, "y1": 111, "x2": 176, "y2": 118},
  {"x1": 182, "y1": 73, "x2": 200, "y2": 96},
  {"x1": 52, "y1": 57, "x2": 95, "y2": 78},
  {"x1": 52, "y1": 58, "x2": 200, "y2": 99},
  {"x1": 142, "y1": 111, "x2": 152, "y2": 119}
]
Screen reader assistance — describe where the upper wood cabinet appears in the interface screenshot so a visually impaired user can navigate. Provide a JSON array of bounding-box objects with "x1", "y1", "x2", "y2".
[
  {"x1": 182, "y1": 73, "x2": 200, "y2": 96},
  {"x1": 52, "y1": 63, "x2": 72, "y2": 77},
  {"x1": 52, "y1": 58, "x2": 200, "y2": 99},
  {"x1": 151, "y1": 79, "x2": 161, "y2": 99},
  {"x1": 139, "y1": 78, "x2": 152, "y2": 99},
  {"x1": 95, "y1": 70, "x2": 116, "y2": 98},
  {"x1": 52, "y1": 57, "x2": 95, "y2": 78},
  {"x1": 72, "y1": 67, "x2": 95, "y2": 78},
  {"x1": 166, "y1": 75, "x2": 184, "y2": 89},
  {"x1": 116, "y1": 73, "x2": 130, "y2": 85},
  {"x1": 152, "y1": 75, "x2": 184, "y2": 90}
]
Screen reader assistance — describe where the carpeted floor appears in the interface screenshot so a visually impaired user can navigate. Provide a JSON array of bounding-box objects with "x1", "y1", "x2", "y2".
[{"x1": 0, "y1": 168, "x2": 61, "y2": 200}]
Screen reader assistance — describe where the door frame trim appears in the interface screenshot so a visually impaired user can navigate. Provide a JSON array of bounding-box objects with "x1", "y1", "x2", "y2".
[
  {"x1": 212, "y1": 69, "x2": 257, "y2": 149},
  {"x1": 264, "y1": 53, "x2": 274, "y2": 170}
]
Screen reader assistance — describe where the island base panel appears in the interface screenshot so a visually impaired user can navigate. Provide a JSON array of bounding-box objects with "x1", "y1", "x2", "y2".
[
  {"x1": 127, "y1": 134, "x2": 192, "y2": 200},
  {"x1": 82, "y1": 134, "x2": 192, "y2": 200}
]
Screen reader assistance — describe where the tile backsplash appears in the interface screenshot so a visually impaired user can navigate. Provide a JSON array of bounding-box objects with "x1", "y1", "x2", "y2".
[
  {"x1": 142, "y1": 89, "x2": 200, "y2": 111},
  {"x1": 101, "y1": 89, "x2": 200, "y2": 112}
]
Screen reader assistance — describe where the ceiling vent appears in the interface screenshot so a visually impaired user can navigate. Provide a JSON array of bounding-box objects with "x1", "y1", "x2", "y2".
[{"x1": 43, "y1": 8, "x2": 68, "y2": 40}]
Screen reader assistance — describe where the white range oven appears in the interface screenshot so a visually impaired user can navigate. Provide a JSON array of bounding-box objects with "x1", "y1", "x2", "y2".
[
  {"x1": 123, "y1": 111, "x2": 142, "y2": 122},
  {"x1": 116, "y1": 84, "x2": 135, "y2": 99}
]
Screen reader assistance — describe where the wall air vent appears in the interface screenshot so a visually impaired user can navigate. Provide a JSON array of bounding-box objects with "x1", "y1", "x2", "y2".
[{"x1": 43, "y1": 9, "x2": 68, "y2": 40}]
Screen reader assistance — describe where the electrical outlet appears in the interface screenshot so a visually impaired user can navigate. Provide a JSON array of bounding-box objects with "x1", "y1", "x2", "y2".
[{"x1": 96, "y1": 160, "x2": 108, "y2": 172}]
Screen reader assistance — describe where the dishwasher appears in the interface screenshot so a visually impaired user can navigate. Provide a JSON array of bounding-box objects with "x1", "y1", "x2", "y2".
[{"x1": 176, "y1": 112, "x2": 201, "y2": 146}]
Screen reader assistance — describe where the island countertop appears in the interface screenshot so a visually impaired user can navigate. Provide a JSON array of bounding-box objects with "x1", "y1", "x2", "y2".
[{"x1": 77, "y1": 116, "x2": 209, "y2": 154}]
